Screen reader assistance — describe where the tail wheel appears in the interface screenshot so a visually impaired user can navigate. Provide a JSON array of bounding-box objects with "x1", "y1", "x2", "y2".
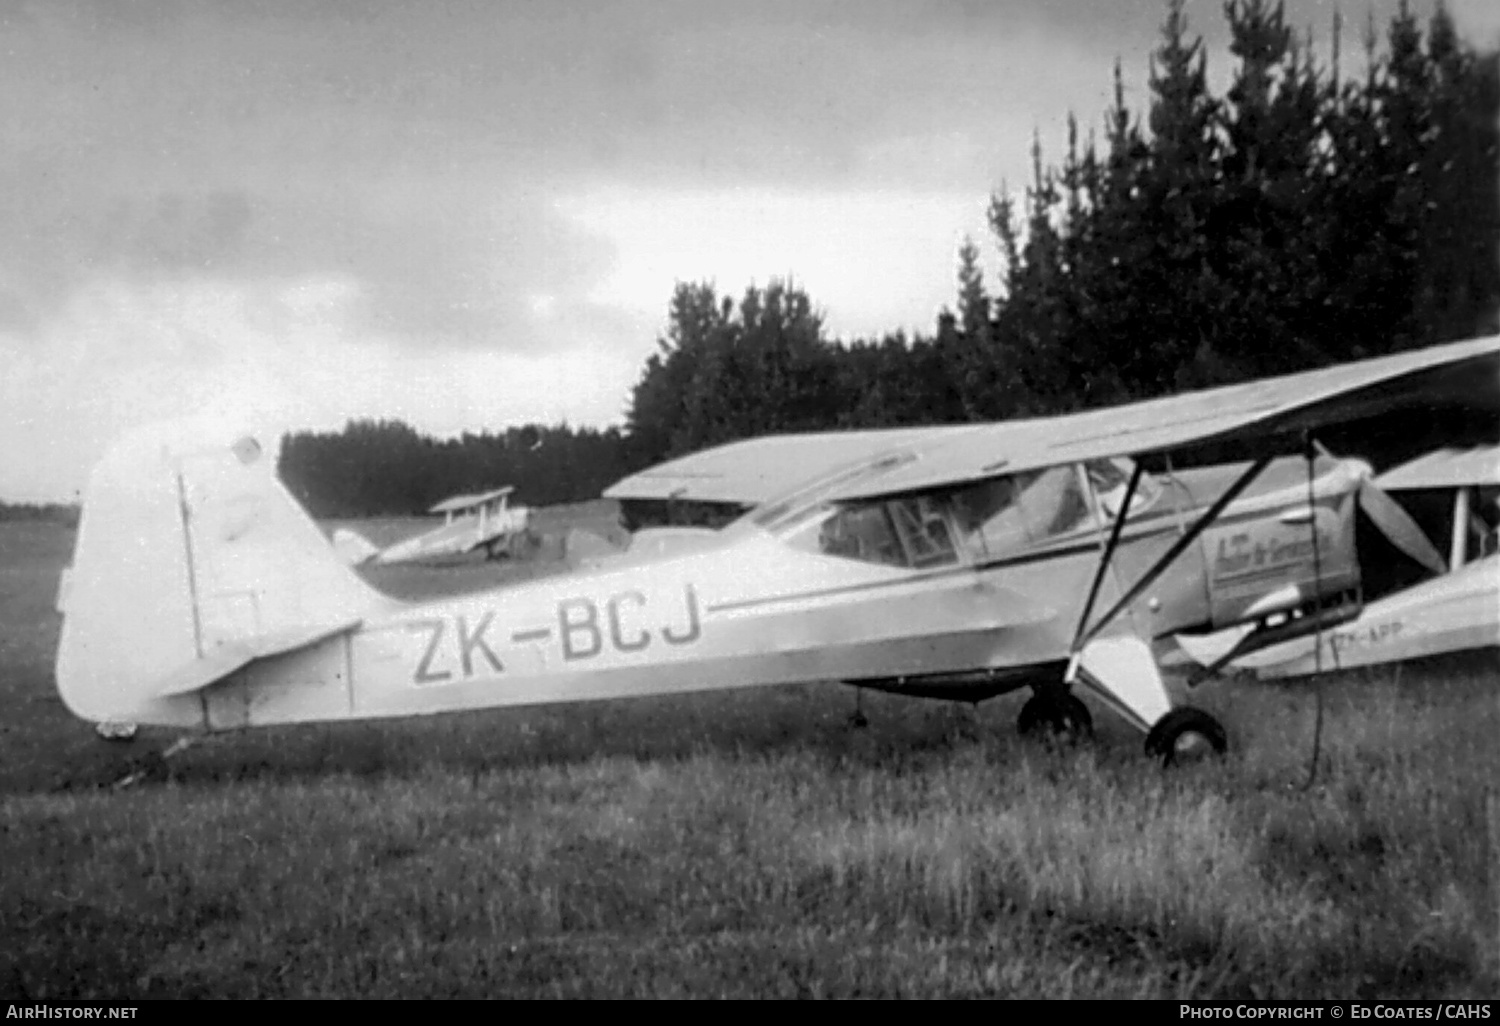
[
  {"x1": 95, "y1": 721, "x2": 138, "y2": 743},
  {"x1": 1144, "y1": 707, "x2": 1227, "y2": 765},
  {"x1": 1017, "y1": 691, "x2": 1094, "y2": 743}
]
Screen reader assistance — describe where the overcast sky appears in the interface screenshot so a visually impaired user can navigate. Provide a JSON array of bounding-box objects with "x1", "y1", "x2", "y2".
[{"x1": 2, "y1": 0, "x2": 1496, "y2": 501}]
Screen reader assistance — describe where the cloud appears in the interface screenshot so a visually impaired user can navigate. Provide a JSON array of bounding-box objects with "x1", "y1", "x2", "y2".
[
  {"x1": 0, "y1": 159, "x2": 626, "y2": 350},
  {"x1": 559, "y1": 184, "x2": 1003, "y2": 341},
  {"x1": 1, "y1": 0, "x2": 1488, "y2": 501},
  {"x1": 0, "y1": 273, "x2": 644, "y2": 501},
  {"x1": 0, "y1": 0, "x2": 1139, "y2": 359}
]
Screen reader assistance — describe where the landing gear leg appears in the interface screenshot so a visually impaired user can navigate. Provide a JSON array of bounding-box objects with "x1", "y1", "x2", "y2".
[{"x1": 1070, "y1": 634, "x2": 1229, "y2": 765}]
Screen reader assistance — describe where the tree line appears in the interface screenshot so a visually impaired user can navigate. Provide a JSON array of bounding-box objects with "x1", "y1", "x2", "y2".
[
  {"x1": 279, "y1": 419, "x2": 633, "y2": 519},
  {"x1": 281, "y1": 0, "x2": 1498, "y2": 519}
]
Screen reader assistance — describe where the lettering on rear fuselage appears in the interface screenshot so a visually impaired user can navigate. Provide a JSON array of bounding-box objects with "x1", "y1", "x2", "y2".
[
  {"x1": 407, "y1": 584, "x2": 702, "y2": 684},
  {"x1": 456, "y1": 613, "x2": 504, "y2": 676},
  {"x1": 408, "y1": 614, "x2": 504, "y2": 684},
  {"x1": 560, "y1": 584, "x2": 701, "y2": 661},
  {"x1": 409, "y1": 619, "x2": 451, "y2": 684}
]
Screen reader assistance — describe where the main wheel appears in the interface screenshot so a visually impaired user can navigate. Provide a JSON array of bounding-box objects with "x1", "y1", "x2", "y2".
[
  {"x1": 1144, "y1": 707, "x2": 1227, "y2": 765},
  {"x1": 1017, "y1": 691, "x2": 1094, "y2": 743}
]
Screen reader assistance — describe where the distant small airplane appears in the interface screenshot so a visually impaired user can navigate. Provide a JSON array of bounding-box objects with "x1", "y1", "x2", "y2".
[
  {"x1": 53, "y1": 333, "x2": 1499, "y2": 768},
  {"x1": 333, "y1": 486, "x2": 533, "y2": 566},
  {"x1": 1176, "y1": 444, "x2": 1499, "y2": 679}
]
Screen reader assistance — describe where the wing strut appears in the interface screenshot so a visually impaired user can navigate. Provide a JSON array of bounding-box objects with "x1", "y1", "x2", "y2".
[
  {"x1": 1071, "y1": 459, "x2": 1145, "y2": 648},
  {"x1": 1075, "y1": 454, "x2": 1273, "y2": 652}
]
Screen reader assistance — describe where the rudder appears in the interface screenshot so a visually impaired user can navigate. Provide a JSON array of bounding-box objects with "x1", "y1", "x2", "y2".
[{"x1": 55, "y1": 418, "x2": 386, "y2": 727}]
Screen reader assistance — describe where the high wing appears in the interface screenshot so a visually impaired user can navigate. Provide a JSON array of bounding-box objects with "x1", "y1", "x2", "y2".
[
  {"x1": 429, "y1": 486, "x2": 515, "y2": 515},
  {"x1": 604, "y1": 335, "x2": 1500, "y2": 508},
  {"x1": 824, "y1": 334, "x2": 1500, "y2": 502},
  {"x1": 604, "y1": 426, "x2": 972, "y2": 506}
]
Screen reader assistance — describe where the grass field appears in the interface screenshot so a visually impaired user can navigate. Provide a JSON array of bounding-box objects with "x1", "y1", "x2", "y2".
[{"x1": 1, "y1": 517, "x2": 1495, "y2": 998}]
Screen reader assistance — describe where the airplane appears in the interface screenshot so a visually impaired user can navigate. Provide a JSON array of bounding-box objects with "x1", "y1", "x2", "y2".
[
  {"x1": 1175, "y1": 444, "x2": 1499, "y2": 680},
  {"x1": 53, "y1": 333, "x2": 1500, "y2": 769},
  {"x1": 332, "y1": 486, "x2": 532, "y2": 566}
]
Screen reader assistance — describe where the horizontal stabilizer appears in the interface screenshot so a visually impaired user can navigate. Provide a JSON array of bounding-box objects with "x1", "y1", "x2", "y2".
[{"x1": 155, "y1": 618, "x2": 361, "y2": 698}]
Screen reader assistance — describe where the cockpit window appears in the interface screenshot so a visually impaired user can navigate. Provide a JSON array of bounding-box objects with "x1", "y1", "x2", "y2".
[
  {"x1": 952, "y1": 477, "x2": 1025, "y2": 554},
  {"x1": 953, "y1": 466, "x2": 1093, "y2": 559},
  {"x1": 817, "y1": 504, "x2": 905, "y2": 566},
  {"x1": 809, "y1": 495, "x2": 959, "y2": 569},
  {"x1": 1084, "y1": 458, "x2": 1161, "y2": 520},
  {"x1": 886, "y1": 496, "x2": 959, "y2": 567},
  {"x1": 771, "y1": 457, "x2": 1163, "y2": 567}
]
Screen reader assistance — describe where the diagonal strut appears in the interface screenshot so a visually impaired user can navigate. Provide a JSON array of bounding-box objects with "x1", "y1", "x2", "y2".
[
  {"x1": 1076, "y1": 454, "x2": 1273, "y2": 651},
  {"x1": 1071, "y1": 460, "x2": 1144, "y2": 651}
]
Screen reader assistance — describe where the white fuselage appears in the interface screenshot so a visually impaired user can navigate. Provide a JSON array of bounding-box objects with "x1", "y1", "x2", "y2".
[{"x1": 167, "y1": 528, "x2": 1078, "y2": 731}]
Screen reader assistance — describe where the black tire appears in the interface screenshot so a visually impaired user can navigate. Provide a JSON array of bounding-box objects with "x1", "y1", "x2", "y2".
[
  {"x1": 1144, "y1": 707, "x2": 1228, "y2": 765},
  {"x1": 1017, "y1": 691, "x2": 1094, "y2": 742}
]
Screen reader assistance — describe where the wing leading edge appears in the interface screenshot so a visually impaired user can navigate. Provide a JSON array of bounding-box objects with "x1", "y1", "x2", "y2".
[
  {"x1": 603, "y1": 426, "x2": 978, "y2": 506},
  {"x1": 429, "y1": 486, "x2": 516, "y2": 514},
  {"x1": 829, "y1": 333, "x2": 1500, "y2": 502},
  {"x1": 604, "y1": 335, "x2": 1499, "y2": 509}
]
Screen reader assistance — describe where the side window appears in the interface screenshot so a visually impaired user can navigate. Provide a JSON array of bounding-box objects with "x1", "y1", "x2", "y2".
[
  {"x1": 886, "y1": 496, "x2": 959, "y2": 568},
  {"x1": 1085, "y1": 458, "x2": 1161, "y2": 520},
  {"x1": 953, "y1": 467, "x2": 1093, "y2": 559},
  {"x1": 1016, "y1": 465, "x2": 1093, "y2": 539},
  {"x1": 813, "y1": 497, "x2": 959, "y2": 568},
  {"x1": 818, "y1": 504, "x2": 906, "y2": 567},
  {"x1": 952, "y1": 476, "x2": 1026, "y2": 558}
]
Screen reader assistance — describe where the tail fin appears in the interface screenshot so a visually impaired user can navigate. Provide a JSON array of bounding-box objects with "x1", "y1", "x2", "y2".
[{"x1": 55, "y1": 418, "x2": 385, "y2": 727}]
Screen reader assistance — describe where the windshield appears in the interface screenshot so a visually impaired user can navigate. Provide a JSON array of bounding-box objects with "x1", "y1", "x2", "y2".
[
  {"x1": 764, "y1": 457, "x2": 1163, "y2": 568},
  {"x1": 788, "y1": 493, "x2": 961, "y2": 569},
  {"x1": 952, "y1": 465, "x2": 1094, "y2": 560},
  {"x1": 741, "y1": 450, "x2": 918, "y2": 532}
]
